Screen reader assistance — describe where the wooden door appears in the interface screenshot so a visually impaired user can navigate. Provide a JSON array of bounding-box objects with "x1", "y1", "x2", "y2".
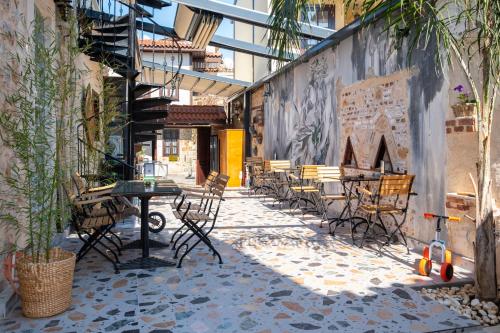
[{"x1": 196, "y1": 127, "x2": 211, "y2": 185}]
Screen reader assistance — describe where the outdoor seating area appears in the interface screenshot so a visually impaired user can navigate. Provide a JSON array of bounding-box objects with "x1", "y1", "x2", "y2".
[
  {"x1": 0, "y1": 187, "x2": 479, "y2": 332},
  {"x1": 246, "y1": 158, "x2": 416, "y2": 256},
  {"x1": 0, "y1": 0, "x2": 499, "y2": 332}
]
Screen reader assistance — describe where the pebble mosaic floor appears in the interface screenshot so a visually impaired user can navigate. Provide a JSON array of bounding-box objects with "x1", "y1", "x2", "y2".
[{"x1": 1, "y1": 191, "x2": 481, "y2": 332}]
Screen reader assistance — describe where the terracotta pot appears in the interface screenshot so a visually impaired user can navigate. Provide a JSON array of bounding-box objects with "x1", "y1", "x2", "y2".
[
  {"x1": 16, "y1": 248, "x2": 75, "y2": 318},
  {"x1": 452, "y1": 103, "x2": 476, "y2": 118}
]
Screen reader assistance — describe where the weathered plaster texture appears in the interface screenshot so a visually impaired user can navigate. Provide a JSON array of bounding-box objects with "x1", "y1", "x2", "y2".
[
  {"x1": 261, "y1": 18, "x2": 496, "y2": 254},
  {"x1": 0, "y1": 0, "x2": 105, "y2": 308}
]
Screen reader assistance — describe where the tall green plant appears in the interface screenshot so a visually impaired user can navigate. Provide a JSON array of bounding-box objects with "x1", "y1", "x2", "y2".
[
  {"x1": 0, "y1": 13, "x2": 82, "y2": 263},
  {"x1": 269, "y1": 0, "x2": 499, "y2": 300}
]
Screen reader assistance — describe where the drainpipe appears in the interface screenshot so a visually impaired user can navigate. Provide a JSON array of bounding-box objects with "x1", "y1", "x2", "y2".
[{"x1": 243, "y1": 91, "x2": 251, "y2": 157}]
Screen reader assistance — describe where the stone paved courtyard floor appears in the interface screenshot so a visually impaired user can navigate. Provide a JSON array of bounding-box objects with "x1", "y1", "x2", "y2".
[{"x1": 0, "y1": 191, "x2": 482, "y2": 332}]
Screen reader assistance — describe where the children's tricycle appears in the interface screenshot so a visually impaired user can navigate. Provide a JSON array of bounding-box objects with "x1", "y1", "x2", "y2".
[
  {"x1": 148, "y1": 212, "x2": 166, "y2": 233},
  {"x1": 418, "y1": 213, "x2": 460, "y2": 282}
]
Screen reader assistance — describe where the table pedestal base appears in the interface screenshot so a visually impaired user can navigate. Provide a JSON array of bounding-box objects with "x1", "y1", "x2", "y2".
[
  {"x1": 122, "y1": 239, "x2": 169, "y2": 250},
  {"x1": 118, "y1": 257, "x2": 176, "y2": 270}
]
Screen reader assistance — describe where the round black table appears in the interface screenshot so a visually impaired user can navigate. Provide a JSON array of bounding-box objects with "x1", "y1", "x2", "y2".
[{"x1": 110, "y1": 180, "x2": 181, "y2": 270}]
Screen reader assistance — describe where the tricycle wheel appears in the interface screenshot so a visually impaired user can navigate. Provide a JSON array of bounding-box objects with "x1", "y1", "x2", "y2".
[
  {"x1": 148, "y1": 212, "x2": 166, "y2": 233},
  {"x1": 419, "y1": 258, "x2": 432, "y2": 276},
  {"x1": 440, "y1": 263, "x2": 453, "y2": 282}
]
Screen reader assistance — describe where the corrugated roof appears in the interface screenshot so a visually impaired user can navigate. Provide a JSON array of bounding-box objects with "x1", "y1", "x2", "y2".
[
  {"x1": 137, "y1": 105, "x2": 226, "y2": 125},
  {"x1": 167, "y1": 105, "x2": 226, "y2": 125}
]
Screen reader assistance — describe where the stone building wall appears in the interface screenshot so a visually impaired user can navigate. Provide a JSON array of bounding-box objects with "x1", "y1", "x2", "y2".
[
  {"x1": 157, "y1": 128, "x2": 197, "y2": 175},
  {"x1": 0, "y1": 0, "x2": 29, "y2": 309},
  {"x1": 262, "y1": 18, "x2": 500, "y2": 259},
  {"x1": 0, "y1": 0, "x2": 105, "y2": 313}
]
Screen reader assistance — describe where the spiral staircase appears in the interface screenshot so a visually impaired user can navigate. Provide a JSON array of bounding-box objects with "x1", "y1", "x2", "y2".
[{"x1": 76, "y1": 0, "x2": 182, "y2": 180}]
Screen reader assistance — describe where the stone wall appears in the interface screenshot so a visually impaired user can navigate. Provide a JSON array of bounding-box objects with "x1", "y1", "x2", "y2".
[
  {"x1": 0, "y1": 0, "x2": 29, "y2": 309},
  {"x1": 262, "y1": 18, "x2": 500, "y2": 258},
  {"x1": 157, "y1": 128, "x2": 197, "y2": 175},
  {"x1": 0, "y1": 0, "x2": 104, "y2": 313}
]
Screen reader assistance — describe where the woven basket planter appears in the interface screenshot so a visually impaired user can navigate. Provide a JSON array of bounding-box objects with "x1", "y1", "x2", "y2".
[
  {"x1": 452, "y1": 103, "x2": 476, "y2": 118},
  {"x1": 16, "y1": 248, "x2": 75, "y2": 318}
]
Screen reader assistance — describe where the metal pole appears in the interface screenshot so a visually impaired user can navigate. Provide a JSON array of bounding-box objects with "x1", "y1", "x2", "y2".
[
  {"x1": 124, "y1": 0, "x2": 137, "y2": 180},
  {"x1": 243, "y1": 91, "x2": 251, "y2": 158}
]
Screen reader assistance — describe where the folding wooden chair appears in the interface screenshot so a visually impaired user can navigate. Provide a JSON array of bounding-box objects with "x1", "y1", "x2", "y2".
[
  {"x1": 353, "y1": 174, "x2": 415, "y2": 254},
  {"x1": 288, "y1": 165, "x2": 323, "y2": 215},
  {"x1": 169, "y1": 171, "x2": 220, "y2": 247},
  {"x1": 170, "y1": 170, "x2": 219, "y2": 211},
  {"x1": 63, "y1": 183, "x2": 122, "y2": 273},
  {"x1": 267, "y1": 160, "x2": 292, "y2": 206},
  {"x1": 314, "y1": 166, "x2": 346, "y2": 230},
  {"x1": 245, "y1": 157, "x2": 263, "y2": 195},
  {"x1": 72, "y1": 172, "x2": 139, "y2": 222},
  {"x1": 171, "y1": 174, "x2": 230, "y2": 268},
  {"x1": 250, "y1": 160, "x2": 274, "y2": 196}
]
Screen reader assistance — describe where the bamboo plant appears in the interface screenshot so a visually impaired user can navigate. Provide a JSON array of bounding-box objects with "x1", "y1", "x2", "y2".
[{"x1": 0, "y1": 13, "x2": 82, "y2": 263}]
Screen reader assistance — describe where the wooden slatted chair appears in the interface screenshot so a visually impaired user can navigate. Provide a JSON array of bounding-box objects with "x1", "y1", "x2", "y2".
[
  {"x1": 267, "y1": 160, "x2": 293, "y2": 206},
  {"x1": 353, "y1": 174, "x2": 415, "y2": 253},
  {"x1": 245, "y1": 157, "x2": 263, "y2": 195},
  {"x1": 250, "y1": 160, "x2": 274, "y2": 196},
  {"x1": 170, "y1": 170, "x2": 219, "y2": 211},
  {"x1": 288, "y1": 165, "x2": 323, "y2": 214},
  {"x1": 63, "y1": 182, "x2": 122, "y2": 273},
  {"x1": 72, "y1": 172, "x2": 139, "y2": 223},
  {"x1": 168, "y1": 171, "x2": 220, "y2": 247},
  {"x1": 171, "y1": 174, "x2": 230, "y2": 267},
  {"x1": 314, "y1": 166, "x2": 346, "y2": 230}
]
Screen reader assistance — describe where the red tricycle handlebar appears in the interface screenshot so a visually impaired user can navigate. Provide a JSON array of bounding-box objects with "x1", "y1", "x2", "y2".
[{"x1": 424, "y1": 212, "x2": 460, "y2": 222}]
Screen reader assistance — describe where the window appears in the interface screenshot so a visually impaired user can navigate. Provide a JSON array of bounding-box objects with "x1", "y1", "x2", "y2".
[
  {"x1": 301, "y1": 5, "x2": 335, "y2": 48},
  {"x1": 343, "y1": 137, "x2": 358, "y2": 167},
  {"x1": 163, "y1": 129, "x2": 179, "y2": 156},
  {"x1": 374, "y1": 135, "x2": 393, "y2": 172}
]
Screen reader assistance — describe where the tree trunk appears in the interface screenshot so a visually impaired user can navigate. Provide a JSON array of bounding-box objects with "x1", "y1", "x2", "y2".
[{"x1": 475, "y1": 107, "x2": 497, "y2": 300}]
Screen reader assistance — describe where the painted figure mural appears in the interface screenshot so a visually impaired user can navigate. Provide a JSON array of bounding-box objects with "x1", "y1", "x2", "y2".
[
  {"x1": 265, "y1": 55, "x2": 334, "y2": 166},
  {"x1": 291, "y1": 56, "x2": 332, "y2": 165}
]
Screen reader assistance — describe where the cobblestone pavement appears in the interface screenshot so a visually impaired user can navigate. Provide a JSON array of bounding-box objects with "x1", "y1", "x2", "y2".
[{"x1": 1, "y1": 191, "x2": 480, "y2": 332}]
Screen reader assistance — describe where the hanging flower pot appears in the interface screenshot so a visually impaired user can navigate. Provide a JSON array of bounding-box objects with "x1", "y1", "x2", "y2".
[
  {"x1": 451, "y1": 103, "x2": 476, "y2": 118},
  {"x1": 16, "y1": 248, "x2": 75, "y2": 318}
]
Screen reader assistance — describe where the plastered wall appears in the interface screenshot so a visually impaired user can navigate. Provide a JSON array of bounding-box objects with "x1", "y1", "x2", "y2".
[
  {"x1": 0, "y1": 0, "x2": 104, "y2": 308},
  {"x1": 262, "y1": 18, "x2": 500, "y2": 258}
]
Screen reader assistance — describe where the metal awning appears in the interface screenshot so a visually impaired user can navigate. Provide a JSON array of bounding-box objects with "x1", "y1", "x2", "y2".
[
  {"x1": 142, "y1": 60, "x2": 251, "y2": 97},
  {"x1": 139, "y1": 21, "x2": 297, "y2": 60},
  {"x1": 172, "y1": 0, "x2": 335, "y2": 40}
]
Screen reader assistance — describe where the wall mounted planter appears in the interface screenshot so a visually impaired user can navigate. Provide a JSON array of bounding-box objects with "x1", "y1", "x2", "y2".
[{"x1": 452, "y1": 103, "x2": 476, "y2": 118}]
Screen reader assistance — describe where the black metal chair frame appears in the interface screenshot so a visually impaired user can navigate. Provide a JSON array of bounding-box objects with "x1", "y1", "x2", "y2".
[
  {"x1": 352, "y1": 175, "x2": 416, "y2": 254},
  {"x1": 288, "y1": 165, "x2": 322, "y2": 215},
  {"x1": 171, "y1": 176, "x2": 227, "y2": 267},
  {"x1": 69, "y1": 195, "x2": 123, "y2": 273}
]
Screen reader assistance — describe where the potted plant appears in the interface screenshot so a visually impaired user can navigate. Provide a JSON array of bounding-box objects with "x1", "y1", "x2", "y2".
[
  {"x1": 0, "y1": 14, "x2": 81, "y2": 318},
  {"x1": 451, "y1": 84, "x2": 477, "y2": 118}
]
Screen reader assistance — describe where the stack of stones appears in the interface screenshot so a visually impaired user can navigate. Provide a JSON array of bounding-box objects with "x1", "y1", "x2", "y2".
[{"x1": 420, "y1": 284, "x2": 499, "y2": 326}]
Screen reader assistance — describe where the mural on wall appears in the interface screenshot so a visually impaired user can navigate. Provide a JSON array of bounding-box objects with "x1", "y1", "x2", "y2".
[
  {"x1": 263, "y1": 19, "x2": 451, "y2": 246},
  {"x1": 265, "y1": 55, "x2": 336, "y2": 166},
  {"x1": 250, "y1": 86, "x2": 265, "y2": 158}
]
